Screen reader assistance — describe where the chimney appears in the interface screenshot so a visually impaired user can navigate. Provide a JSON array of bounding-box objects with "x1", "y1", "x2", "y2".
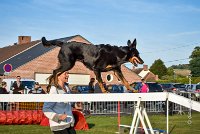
[
  {"x1": 143, "y1": 65, "x2": 148, "y2": 71},
  {"x1": 18, "y1": 36, "x2": 31, "y2": 45}
]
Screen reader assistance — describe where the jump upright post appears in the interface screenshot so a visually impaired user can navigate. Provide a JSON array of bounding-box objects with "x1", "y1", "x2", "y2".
[{"x1": 119, "y1": 97, "x2": 155, "y2": 134}]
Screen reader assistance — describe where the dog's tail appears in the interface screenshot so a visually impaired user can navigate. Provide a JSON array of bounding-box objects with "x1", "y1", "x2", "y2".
[{"x1": 41, "y1": 37, "x2": 63, "y2": 47}]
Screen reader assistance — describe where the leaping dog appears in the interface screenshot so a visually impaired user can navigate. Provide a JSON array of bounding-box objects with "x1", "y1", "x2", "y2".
[{"x1": 42, "y1": 37, "x2": 144, "y2": 93}]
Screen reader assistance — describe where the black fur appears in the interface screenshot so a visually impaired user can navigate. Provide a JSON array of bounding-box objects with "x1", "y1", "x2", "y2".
[{"x1": 42, "y1": 37, "x2": 144, "y2": 93}]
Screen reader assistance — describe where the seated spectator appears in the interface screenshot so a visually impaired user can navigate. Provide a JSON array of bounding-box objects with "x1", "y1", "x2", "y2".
[
  {"x1": 88, "y1": 78, "x2": 95, "y2": 93},
  {"x1": 130, "y1": 82, "x2": 138, "y2": 93},
  {"x1": 29, "y1": 82, "x2": 46, "y2": 94},
  {"x1": 71, "y1": 86, "x2": 80, "y2": 94},
  {"x1": 0, "y1": 81, "x2": 9, "y2": 110},
  {"x1": 94, "y1": 81, "x2": 108, "y2": 93}
]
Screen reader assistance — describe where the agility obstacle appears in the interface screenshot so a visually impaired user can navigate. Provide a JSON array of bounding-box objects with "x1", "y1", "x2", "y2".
[{"x1": 1, "y1": 92, "x2": 200, "y2": 134}]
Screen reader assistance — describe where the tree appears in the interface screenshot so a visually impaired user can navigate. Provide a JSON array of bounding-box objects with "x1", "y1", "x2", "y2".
[
  {"x1": 167, "y1": 67, "x2": 174, "y2": 76},
  {"x1": 189, "y1": 46, "x2": 200, "y2": 77},
  {"x1": 149, "y1": 59, "x2": 167, "y2": 79},
  {"x1": 170, "y1": 64, "x2": 189, "y2": 69}
]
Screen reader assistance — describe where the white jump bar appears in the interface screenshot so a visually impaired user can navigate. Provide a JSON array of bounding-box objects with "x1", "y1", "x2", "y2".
[{"x1": 0, "y1": 92, "x2": 167, "y2": 102}]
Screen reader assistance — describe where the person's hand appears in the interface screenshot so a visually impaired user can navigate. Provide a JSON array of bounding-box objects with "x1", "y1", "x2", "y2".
[
  {"x1": 58, "y1": 114, "x2": 67, "y2": 121},
  {"x1": 19, "y1": 90, "x2": 24, "y2": 94}
]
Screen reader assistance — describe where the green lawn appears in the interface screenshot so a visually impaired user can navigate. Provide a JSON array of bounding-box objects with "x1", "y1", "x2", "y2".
[{"x1": 0, "y1": 113, "x2": 200, "y2": 134}]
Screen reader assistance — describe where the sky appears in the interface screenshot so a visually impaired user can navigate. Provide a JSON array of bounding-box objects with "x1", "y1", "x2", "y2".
[{"x1": 0, "y1": 0, "x2": 200, "y2": 68}]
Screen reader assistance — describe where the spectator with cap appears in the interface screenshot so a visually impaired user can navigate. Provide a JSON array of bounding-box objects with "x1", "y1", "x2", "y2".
[{"x1": 29, "y1": 82, "x2": 46, "y2": 94}]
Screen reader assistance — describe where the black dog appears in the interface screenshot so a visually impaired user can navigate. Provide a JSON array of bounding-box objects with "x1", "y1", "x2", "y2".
[{"x1": 42, "y1": 37, "x2": 144, "y2": 93}]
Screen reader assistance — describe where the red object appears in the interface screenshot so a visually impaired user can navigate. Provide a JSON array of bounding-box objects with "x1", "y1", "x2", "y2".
[
  {"x1": 37, "y1": 110, "x2": 44, "y2": 123},
  {"x1": 0, "y1": 110, "x2": 45, "y2": 125},
  {"x1": 5, "y1": 111, "x2": 13, "y2": 125},
  {"x1": 40, "y1": 110, "x2": 89, "y2": 130},
  {"x1": 12, "y1": 111, "x2": 19, "y2": 124},
  {"x1": 32, "y1": 110, "x2": 39, "y2": 124},
  {"x1": 72, "y1": 110, "x2": 89, "y2": 130},
  {"x1": 25, "y1": 110, "x2": 33, "y2": 124},
  {"x1": 195, "y1": 89, "x2": 200, "y2": 93},
  {"x1": 0, "y1": 110, "x2": 89, "y2": 130},
  {"x1": 18, "y1": 110, "x2": 26, "y2": 124},
  {"x1": 40, "y1": 115, "x2": 49, "y2": 126},
  {"x1": 117, "y1": 101, "x2": 120, "y2": 129},
  {"x1": 3, "y1": 64, "x2": 12, "y2": 72},
  {"x1": 0, "y1": 111, "x2": 6, "y2": 125}
]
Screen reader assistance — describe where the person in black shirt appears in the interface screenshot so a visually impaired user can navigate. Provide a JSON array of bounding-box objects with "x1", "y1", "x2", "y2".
[{"x1": 11, "y1": 76, "x2": 25, "y2": 94}]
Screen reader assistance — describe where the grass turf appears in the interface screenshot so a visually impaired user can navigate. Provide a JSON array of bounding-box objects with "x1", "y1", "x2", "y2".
[{"x1": 0, "y1": 113, "x2": 199, "y2": 134}]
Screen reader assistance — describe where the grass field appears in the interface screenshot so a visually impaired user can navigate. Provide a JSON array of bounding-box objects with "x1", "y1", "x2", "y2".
[{"x1": 0, "y1": 113, "x2": 200, "y2": 134}]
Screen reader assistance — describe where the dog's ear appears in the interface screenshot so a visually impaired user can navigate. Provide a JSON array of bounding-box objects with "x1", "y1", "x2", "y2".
[
  {"x1": 132, "y1": 39, "x2": 137, "y2": 49},
  {"x1": 127, "y1": 40, "x2": 131, "y2": 46},
  {"x1": 128, "y1": 39, "x2": 136, "y2": 49}
]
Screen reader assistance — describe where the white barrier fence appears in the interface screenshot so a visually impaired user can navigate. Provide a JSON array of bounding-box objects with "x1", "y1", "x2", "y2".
[
  {"x1": 0, "y1": 93, "x2": 167, "y2": 102},
  {"x1": 0, "y1": 92, "x2": 200, "y2": 112}
]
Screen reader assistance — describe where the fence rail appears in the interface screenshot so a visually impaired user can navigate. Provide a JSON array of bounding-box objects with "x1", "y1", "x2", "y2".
[
  {"x1": 0, "y1": 92, "x2": 200, "y2": 114},
  {"x1": 0, "y1": 101, "x2": 193, "y2": 115}
]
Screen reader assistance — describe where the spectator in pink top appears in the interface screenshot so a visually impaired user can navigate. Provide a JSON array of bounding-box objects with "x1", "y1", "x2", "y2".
[{"x1": 140, "y1": 79, "x2": 149, "y2": 93}]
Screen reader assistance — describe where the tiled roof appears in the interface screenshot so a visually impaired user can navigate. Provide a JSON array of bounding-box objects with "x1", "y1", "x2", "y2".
[
  {"x1": 0, "y1": 40, "x2": 40, "y2": 63},
  {"x1": 132, "y1": 68, "x2": 143, "y2": 74}
]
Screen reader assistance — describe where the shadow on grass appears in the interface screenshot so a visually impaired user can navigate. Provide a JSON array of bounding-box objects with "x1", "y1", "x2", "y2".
[
  {"x1": 169, "y1": 125, "x2": 176, "y2": 134},
  {"x1": 88, "y1": 123, "x2": 95, "y2": 129}
]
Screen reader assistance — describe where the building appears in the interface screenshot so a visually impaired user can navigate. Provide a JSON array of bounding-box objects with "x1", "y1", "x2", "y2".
[
  {"x1": 173, "y1": 69, "x2": 191, "y2": 77},
  {"x1": 0, "y1": 35, "x2": 141, "y2": 88},
  {"x1": 132, "y1": 65, "x2": 158, "y2": 81}
]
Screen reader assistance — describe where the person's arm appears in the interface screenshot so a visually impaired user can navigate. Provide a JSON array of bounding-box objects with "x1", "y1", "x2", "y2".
[
  {"x1": 11, "y1": 82, "x2": 16, "y2": 90},
  {"x1": 43, "y1": 102, "x2": 60, "y2": 122},
  {"x1": 0, "y1": 88, "x2": 3, "y2": 94}
]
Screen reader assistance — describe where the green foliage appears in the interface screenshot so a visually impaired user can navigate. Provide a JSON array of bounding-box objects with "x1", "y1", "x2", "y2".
[
  {"x1": 167, "y1": 67, "x2": 174, "y2": 76},
  {"x1": 170, "y1": 64, "x2": 189, "y2": 69},
  {"x1": 157, "y1": 76, "x2": 200, "y2": 84},
  {"x1": 149, "y1": 59, "x2": 167, "y2": 79},
  {"x1": 0, "y1": 114, "x2": 200, "y2": 134},
  {"x1": 189, "y1": 47, "x2": 200, "y2": 77}
]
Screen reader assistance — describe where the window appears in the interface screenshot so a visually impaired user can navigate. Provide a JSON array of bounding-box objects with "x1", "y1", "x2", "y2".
[{"x1": 106, "y1": 74, "x2": 113, "y2": 82}]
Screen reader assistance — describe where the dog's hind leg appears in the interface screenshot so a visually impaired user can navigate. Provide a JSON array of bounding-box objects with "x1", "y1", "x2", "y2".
[
  {"x1": 53, "y1": 61, "x2": 75, "y2": 74},
  {"x1": 113, "y1": 68, "x2": 132, "y2": 91},
  {"x1": 94, "y1": 70, "x2": 108, "y2": 93},
  {"x1": 54, "y1": 53, "x2": 76, "y2": 74},
  {"x1": 52, "y1": 58, "x2": 76, "y2": 82}
]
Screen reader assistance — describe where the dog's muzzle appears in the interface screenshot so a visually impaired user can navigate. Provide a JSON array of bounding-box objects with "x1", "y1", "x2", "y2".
[{"x1": 129, "y1": 56, "x2": 143, "y2": 66}]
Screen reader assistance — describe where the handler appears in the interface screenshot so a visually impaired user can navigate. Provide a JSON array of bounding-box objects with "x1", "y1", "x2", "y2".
[{"x1": 43, "y1": 71, "x2": 76, "y2": 134}]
